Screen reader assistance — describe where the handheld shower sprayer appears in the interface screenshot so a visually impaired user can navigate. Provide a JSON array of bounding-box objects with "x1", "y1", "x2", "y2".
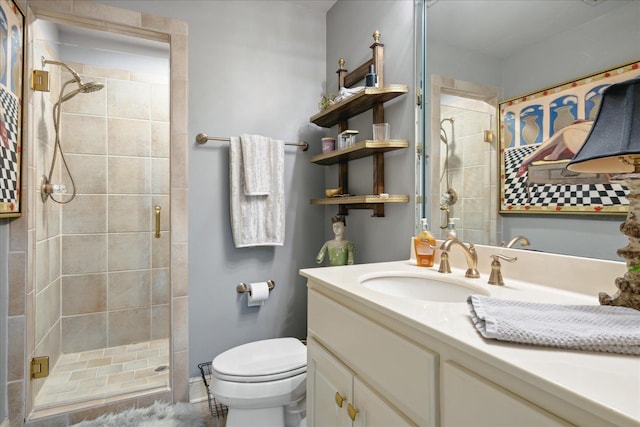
[{"x1": 40, "y1": 57, "x2": 104, "y2": 204}]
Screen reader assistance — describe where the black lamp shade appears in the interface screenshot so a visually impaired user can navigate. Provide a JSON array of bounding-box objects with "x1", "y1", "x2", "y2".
[{"x1": 567, "y1": 76, "x2": 640, "y2": 173}]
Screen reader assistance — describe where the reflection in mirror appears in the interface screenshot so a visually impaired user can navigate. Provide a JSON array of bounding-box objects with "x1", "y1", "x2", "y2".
[
  {"x1": 429, "y1": 76, "x2": 499, "y2": 245},
  {"x1": 419, "y1": 0, "x2": 640, "y2": 258}
]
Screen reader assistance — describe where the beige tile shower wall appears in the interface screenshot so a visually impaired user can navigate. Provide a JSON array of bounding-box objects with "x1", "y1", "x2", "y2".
[{"x1": 57, "y1": 63, "x2": 170, "y2": 353}]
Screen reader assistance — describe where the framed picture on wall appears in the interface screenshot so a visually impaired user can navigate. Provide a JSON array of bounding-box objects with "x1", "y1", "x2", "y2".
[
  {"x1": 0, "y1": 0, "x2": 23, "y2": 218},
  {"x1": 499, "y1": 60, "x2": 640, "y2": 215}
]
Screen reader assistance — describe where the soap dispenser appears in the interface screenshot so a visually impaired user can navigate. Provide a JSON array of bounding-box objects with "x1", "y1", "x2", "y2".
[
  {"x1": 414, "y1": 218, "x2": 436, "y2": 267},
  {"x1": 445, "y1": 217, "x2": 459, "y2": 240}
]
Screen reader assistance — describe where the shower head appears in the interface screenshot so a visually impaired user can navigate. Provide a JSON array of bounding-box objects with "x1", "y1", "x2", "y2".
[
  {"x1": 79, "y1": 81, "x2": 104, "y2": 93},
  {"x1": 42, "y1": 57, "x2": 104, "y2": 100},
  {"x1": 59, "y1": 80, "x2": 104, "y2": 102}
]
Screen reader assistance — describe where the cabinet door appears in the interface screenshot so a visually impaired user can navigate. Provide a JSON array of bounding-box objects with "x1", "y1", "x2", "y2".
[
  {"x1": 352, "y1": 377, "x2": 415, "y2": 427},
  {"x1": 442, "y1": 362, "x2": 574, "y2": 427},
  {"x1": 308, "y1": 289, "x2": 436, "y2": 426},
  {"x1": 307, "y1": 338, "x2": 353, "y2": 427}
]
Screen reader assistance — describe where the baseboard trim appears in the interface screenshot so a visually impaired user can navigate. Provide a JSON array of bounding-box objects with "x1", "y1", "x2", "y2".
[{"x1": 189, "y1": 375, "x2": 209, "y2": 403}]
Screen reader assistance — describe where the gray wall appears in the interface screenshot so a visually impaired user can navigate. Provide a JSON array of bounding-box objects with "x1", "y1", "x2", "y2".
[
  {"x1": 427, "y1": 1, "x2": 640, "y2": 260},
  {"x1": 97, "y1": 0, "x2": 327, "y2": 376},
  {"x1": 325, "y1": 0, "x2": 416, "y2": 262}
]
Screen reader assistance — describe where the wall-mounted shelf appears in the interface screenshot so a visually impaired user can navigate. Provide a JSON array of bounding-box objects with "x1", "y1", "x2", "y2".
[
  {"x1": 310, "y1": 85, "x2": 408, "y2": 128},
  {"x1": 310, "y1": 194, "x2": 410, "y2": 217},
  {"x1": 310, "y1": 140, "x2": 409, "y2": 165},
  {"x1": 309, "y1": 31, "x2": 409, "y2": 217},
  {"x1": 310, "y1": 195, "x2": 410, "y2": 205}
]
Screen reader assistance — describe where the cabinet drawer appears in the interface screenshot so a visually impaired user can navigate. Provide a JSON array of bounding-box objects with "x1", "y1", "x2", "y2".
[
  {"x1": 308, "y1": 290, "x2": 436, "y2": 427},
  {"x1": 442, "y1": 361, "x2": 573, "y2": 427}
]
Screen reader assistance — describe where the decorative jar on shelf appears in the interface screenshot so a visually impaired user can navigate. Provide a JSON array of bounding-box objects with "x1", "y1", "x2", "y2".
[{"x1": 321, "y1": 137, "x2": 335, "y2": 153}]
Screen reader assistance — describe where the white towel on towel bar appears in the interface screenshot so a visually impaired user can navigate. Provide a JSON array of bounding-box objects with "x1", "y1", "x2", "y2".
[
  {"x1": 241, "y1": 134, "x2": 272, "y2": 195},
  {"x1": 229, "y1": 136, "x2": 285, "y2": 247}
]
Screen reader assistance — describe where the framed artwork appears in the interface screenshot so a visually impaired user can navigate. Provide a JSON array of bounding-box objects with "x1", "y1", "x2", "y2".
[
  {"x1": 499, "y1": 60, "x2": 640, "y2": 215},
  {"x1": 0, "y1": 0, "x2": 23, "y2": 218}
]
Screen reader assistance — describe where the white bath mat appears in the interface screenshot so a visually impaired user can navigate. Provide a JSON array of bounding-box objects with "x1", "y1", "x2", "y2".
[{"x1": 71, "y1": 401, "x2": 207, "y2": 427}]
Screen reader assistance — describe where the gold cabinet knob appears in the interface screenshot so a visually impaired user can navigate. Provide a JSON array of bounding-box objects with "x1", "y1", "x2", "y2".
[
  {"x1": 347, "y1": 403, "x2": 360, "y2": 421},
  {"x1": 335, "y1": 392, "x2": 347, "y2": 408}
]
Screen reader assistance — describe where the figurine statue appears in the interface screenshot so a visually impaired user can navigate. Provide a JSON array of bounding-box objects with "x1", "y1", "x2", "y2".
[{"x1": 316, "y1": 215, "x2": 355, "y2": 266}]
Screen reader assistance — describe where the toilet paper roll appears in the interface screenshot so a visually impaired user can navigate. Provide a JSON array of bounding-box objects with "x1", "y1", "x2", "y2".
[{"x1": 247, "y1": 281, "x2": 270, "y2": 307}]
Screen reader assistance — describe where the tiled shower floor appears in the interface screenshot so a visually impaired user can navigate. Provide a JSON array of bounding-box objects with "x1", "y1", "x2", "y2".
[{"x1": 34, "y1": 339, "x2": 170, "y2": 409}]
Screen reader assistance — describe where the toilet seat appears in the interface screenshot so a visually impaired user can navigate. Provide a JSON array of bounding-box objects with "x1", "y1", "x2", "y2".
[{"x1": 212, "y1": 337, "x2": 307, "y2": 383}]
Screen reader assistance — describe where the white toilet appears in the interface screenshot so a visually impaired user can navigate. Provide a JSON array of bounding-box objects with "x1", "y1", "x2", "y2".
[{"x1": 210, "y1": 337, "x2": 307, "y2": 427}]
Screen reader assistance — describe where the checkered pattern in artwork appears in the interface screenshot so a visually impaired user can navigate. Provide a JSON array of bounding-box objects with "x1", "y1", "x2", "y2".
[
  {"x1": 0, "y1": 85, "x2": 19, "y2": 204},
  {"x1": 503, "y1": 145, "x2": 629, "y2": 207}
]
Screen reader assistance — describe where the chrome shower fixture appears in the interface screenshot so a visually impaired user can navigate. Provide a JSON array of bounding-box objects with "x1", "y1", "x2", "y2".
[
  {"x1": 41, "y1": 57, "x2": 105, "y2": 101},
  {"x1": 60, "y1": 81, "x2": 104, "y2": 102},
  {"x1": 439, "y1": 117, "x2": 457, "y2": 206},
  {"x1": 40, "y1": 57, "x2": 104, "y2": 204}
]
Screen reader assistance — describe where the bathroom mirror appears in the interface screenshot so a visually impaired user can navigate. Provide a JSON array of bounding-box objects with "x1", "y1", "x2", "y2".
[{"x1": 419, "y1": 0, "x2": 640, "y2": 253}]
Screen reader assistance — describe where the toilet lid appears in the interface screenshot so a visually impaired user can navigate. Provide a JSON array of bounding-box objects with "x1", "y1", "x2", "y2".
[{"x1": 212, "y1": 338, "x2": 307, "y2": 382}]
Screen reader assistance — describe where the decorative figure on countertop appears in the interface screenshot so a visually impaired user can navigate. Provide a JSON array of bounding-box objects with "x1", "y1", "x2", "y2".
[{"x1": 316, "y1": 215, "x2": 355, "y2": 266}]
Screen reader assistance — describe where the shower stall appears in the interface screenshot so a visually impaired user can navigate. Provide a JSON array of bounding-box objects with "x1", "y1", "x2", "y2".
[{"x1": 29, "y1": 18, "x2": 171, "y2": 411}]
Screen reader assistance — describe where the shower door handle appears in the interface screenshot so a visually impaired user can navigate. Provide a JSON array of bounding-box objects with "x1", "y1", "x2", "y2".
[{"x1": 155, "y1": 206, "x2": 161, "y2": 238}]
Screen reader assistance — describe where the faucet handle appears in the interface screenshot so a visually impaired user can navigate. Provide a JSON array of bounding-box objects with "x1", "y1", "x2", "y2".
[
  {"x1": 488, "y1": 254, "x2": 517, "y2": 286},
  {"x1": 491, "y1": 254, "x2": 517, "y2": 263},
  {"x1": 438, "y1": 251, "x2": 452, "y2": 274}
]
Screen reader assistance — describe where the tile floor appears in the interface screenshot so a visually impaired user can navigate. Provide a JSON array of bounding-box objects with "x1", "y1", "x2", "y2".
[{"x1": 34, "y1": 339, "x2": 170, "y2": 409}]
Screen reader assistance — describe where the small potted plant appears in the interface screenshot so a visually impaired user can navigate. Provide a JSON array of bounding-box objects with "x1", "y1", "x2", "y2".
[{"x1": 319, "y1": 93, "x2": 336, "y2": 111}]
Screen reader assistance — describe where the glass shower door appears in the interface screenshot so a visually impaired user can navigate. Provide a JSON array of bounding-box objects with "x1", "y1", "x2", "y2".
[{"x1": 30, "y1": 20, "x2": 171, "y2": 410}]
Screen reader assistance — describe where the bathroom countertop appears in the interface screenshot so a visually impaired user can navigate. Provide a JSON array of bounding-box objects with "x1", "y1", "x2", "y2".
[{"x1": 300, "y1": 256, "x2": 640, "y2": 426}]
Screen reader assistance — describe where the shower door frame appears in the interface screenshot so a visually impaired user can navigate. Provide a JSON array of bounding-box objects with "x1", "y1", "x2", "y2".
[{"x1": 18, "y1": 0, "x2": 189, "y2": 422}]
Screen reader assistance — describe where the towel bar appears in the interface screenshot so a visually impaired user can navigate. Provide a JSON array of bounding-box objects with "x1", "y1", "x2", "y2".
[
  {"x1": 236, "y1": 280, "x2": 276, "y2": 295},
  {"x1": 196, "y1": 133, "x2": 309, "y2": 151}
]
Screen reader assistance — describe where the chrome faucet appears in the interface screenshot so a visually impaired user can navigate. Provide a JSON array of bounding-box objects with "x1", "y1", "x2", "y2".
[
  {"x1": 439, "y1": 238, "x2": 480, "y2": 278},
  {"x1": 502, "y1": 235, "x2": 530, "y2": 248}
]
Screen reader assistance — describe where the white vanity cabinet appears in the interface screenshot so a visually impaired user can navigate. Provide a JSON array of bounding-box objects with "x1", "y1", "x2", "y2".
[
  {"x1": 307, "y1": 288, "x2": 574, "y2": 427},
  {"x1": 307, "y1": 337, "x2": 414, "y2": 427},
  {"x1": 307, "y1": 288, "x2": 437, "y2": 427},
  {"x1": 304, "y1": 271, "x2": 636, "y2": 427}
]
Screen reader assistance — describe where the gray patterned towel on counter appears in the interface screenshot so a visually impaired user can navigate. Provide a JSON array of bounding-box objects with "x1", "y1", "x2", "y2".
[{"x1": 467, "y1": 295, "x2": 640, "y2": 355}]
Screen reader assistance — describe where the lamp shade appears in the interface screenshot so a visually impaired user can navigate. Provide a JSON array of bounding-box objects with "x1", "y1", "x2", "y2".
[{"x1": 567, "y1": 76, "x2": 640, "y2": 173}]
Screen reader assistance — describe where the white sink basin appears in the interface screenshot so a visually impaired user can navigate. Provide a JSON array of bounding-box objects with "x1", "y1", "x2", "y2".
[{"x1": 359, "y1": 271, "x2": 489, "y2": 303}]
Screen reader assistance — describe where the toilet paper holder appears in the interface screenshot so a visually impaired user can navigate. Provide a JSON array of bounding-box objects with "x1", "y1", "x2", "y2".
[{"x1": 236, "y1": 280, "x2": 275, "y2": 295}]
